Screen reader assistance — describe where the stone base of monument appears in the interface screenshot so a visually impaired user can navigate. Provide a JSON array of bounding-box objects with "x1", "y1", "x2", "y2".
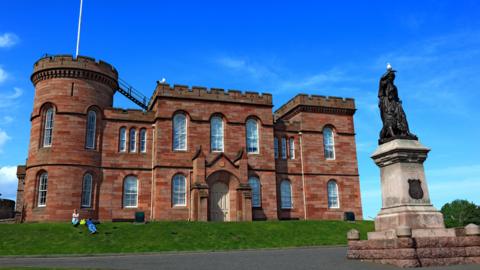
[
  {"x1": 347, "y1": 224, "x2": 480, "y2": 268},
  {"x1": 347, "y1": 139, "x2": 480, "y2": 267}
]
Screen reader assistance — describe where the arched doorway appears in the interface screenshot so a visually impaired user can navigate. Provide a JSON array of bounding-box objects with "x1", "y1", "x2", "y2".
[{"x1": 210, "y1": 182, "x2": 229, "y2": 221}]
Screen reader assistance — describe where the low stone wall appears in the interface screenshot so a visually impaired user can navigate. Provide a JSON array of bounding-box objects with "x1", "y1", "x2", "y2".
[
  {"x1": 347, "y1": 235, "x2": 480, "y2": 267},
  {"x1": 0, "y1": 199, "x2": 15, "y2": 219}
]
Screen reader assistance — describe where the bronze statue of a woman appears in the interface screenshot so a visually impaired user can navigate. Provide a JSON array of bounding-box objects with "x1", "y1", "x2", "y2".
[{"x1": 378, "y1": 64, "x2": 417, "y2": 144}]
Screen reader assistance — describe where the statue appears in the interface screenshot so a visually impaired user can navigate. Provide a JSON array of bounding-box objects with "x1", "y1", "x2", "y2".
[{"x1": 378, "y1": 64, "x2": 417, "y2": 144}]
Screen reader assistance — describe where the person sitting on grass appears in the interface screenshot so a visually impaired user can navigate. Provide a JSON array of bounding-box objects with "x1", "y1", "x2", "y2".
[
  {"x1": 86, "y1": 218, "x2": 97, "y2": 234},
  {"x1": 72, "y1": 209, "x2": 80, "y2": 226}
]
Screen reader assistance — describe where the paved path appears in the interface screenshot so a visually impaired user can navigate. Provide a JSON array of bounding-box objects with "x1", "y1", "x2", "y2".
[{"x1": 0, "y1": 247, "x2": 478, "y2": 270}]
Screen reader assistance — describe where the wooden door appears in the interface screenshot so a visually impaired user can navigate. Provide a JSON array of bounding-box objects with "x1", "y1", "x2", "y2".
[{"x1": 210, "y1": 182, "x2": 229, "y2": 221}]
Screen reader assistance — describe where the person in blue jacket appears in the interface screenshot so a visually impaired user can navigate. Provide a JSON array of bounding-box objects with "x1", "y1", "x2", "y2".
[{"x1": 86, "y1": 218, "x2": 97, "y2": 234}]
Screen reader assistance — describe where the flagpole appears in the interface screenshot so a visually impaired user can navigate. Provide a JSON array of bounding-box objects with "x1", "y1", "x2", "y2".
[{"x1": 75, "y1": 0, "x2": 84, "y2": 58}]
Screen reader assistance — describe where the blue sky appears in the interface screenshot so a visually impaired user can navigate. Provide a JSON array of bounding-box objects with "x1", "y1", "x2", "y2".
[{"x1": 1, "y1": 0, "x2": 479, "y2": 219}]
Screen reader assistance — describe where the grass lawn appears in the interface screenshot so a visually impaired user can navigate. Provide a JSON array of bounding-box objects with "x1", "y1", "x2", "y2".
[{"x1": 0, "y1": 220, "x2": 373, "y2": 256}]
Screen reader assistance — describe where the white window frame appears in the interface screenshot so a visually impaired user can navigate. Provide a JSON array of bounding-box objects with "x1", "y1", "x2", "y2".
[
  {"x1": 281, "y1": 137, "x2": 287, "y2": 160},
  {"x1": 38, "y1": 172, "x2": 48, "y2": 207},
  {"x1": 323, "y1": 127, "x2": 335, "y2": 160},
  {"x1": 327, "y1": 180, "x2": 340, "y2": 209},
  {"x1": 274, "y1": 137, "x2": 279, "y2": 159},
  {"x1": 119, "y1": 127, "x2": 127, "y2": 152},
  {"x1": 129, "y1": 128, "x2": 137, "y2": 152},
  {"x1": 85, "y1": 110, "x2": 97, "y2": 149},
  {"x1": 210, "y1": 116, "x2": 224, "y2": 152},
  {"x1": 289, "y1": 137, "x2": 295, "y2": 160},
  {"x1": 280, "y1": 180, "x2": 292, "y2": 209},
  {"x1": 249, "y1": 176, "x2": 261, "y2": 208},
  {"x1": 173, "y1": 113, "x2": 187, "y2": 151},
  {"x1": 140, "y1": 128, "x2": 147, "y2": 153},
  {"x1": 172, "y1": 174, "x2": 187, "y2": 207},
  {"x1": 43, "y1": 108, "x2": 54, "y2": 147},
  {"x1": 81, "y1": 173, "x2": 93, "y2": 208},
  {"x1": 246, "y1": 118, "x2": 259, "y2": 154},
  {"x1": 123, "y1": 176, "x2": 138, "y2": 208}
]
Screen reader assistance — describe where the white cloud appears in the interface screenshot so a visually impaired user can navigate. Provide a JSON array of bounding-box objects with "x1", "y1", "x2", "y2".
[
  {"x1": 0, "y1": 33, "x2": 19, "y2": 48},
  {"x1": 0, "y1": 87, "x2": 23, "y2": 109},
  {"x1": 216, "y1": 56, "x2": 279, "y2": 80},
  {"x1": 0, "y1": 129, "x2": 11, "y2": 152},
  {"x1": 0, "y1": 166, "x2": 18, "y2": 200},
  {"x1": 0, "y1": 67, "x2": 7, "y2": 84}
]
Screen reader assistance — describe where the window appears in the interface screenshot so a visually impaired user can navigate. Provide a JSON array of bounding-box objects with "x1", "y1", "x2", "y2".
[
  {"x1": 246, "y1": 118, "x2": 259, "y2": 153},
  {"x1": 280, "y1": 180, "x2": 292, "y2": 209},
  {"x1": 249, "y1": 176, "x2": 261, "y2": 207},
  {"x1": 274, "y1": 137, "x2": 279, "y2": 159},
  {"x1": 210, "y1": 116, "x2": 224, "y2": 152},
  {"x1": 119, "y1": 127, "x2": 127, "y2": 152},
  {"x1": 281, "y1": 137, "x2": 287, "y2": 159},
  {"x1": 81, "y1": 173, "x2": 93, "y2": 208},
  {"x1": 38, "y1": 172, "x2": 48, "y2": 207},
  {"x1": 140, "y1": 128, "x2": 147, "y2": 153},
  {"x1": 172, "y1": 174, "x2": 186, "y2": 206},
  {"x1": 85, "y1": 111, "x2": 96, "y2": 149},
  {"x1": 129, "y1": 128, "x2": 137, "y2": 152},
  {"x1": 123, "y1": 176, "x2": 138, "y2": 208},
  {"x1": 43, "y1": 107, "x2": 54, "y2": 147},
  {"x1": 323, "y1": 127, "x2": 335, "y2": 159},
  {"x1": 173, "y1": 113, "x2": 187, "y2": 151},
  {"x1": 289, "y1": 138, "x2": 295, "y2": 160},
  {"x1": 327, "y1": 180, "x2": 339, "y2": 208}
]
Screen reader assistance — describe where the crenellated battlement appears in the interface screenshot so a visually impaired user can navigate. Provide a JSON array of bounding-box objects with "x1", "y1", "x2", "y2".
[
  {"x1": 31, "y1": 54, "x2": 118, "y2": 88},
  {"x1": 104, "y1": 108, "x2": 155, "y2": 122},
  {"x1": 274, "y1": 94, "x2": 356, "y2": 120},
  {"x1": 148, "y1": 83, "x2": 273, "y2": 109}
]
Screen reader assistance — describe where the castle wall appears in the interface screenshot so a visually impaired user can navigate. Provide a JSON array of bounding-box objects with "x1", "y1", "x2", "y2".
[{"x1": 18, "y1": 55, "x2": 363, "y2": 222}]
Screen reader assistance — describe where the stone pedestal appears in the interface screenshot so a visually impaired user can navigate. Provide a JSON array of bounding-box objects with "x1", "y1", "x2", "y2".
[
  {"x1": 347, "y1": 139, "x2": 480, "y2": 267},
  {"x1": 371, "y1": 139, "x2": 445, "y2": 234}
]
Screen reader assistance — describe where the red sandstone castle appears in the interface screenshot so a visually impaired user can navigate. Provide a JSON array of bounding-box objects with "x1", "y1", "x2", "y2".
[{"x1": 15, "y1": 55, "x2": 363, "y2": 222}]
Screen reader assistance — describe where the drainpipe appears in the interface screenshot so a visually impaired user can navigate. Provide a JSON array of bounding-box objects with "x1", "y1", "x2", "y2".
[
  {"x1": 150, "y1": 124, "x2": 156, "y2": 221},
  {"x1": 299, "y1": 132, "x2": 307, "y2": 220}
]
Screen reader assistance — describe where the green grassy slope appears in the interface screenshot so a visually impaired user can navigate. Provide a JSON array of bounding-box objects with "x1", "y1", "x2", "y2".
[{"x1": 0, "y1": 220, "x2": 373, "y2": 256}]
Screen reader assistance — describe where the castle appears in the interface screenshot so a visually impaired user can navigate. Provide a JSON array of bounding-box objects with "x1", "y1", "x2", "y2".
[{"x1": 15, "y1": 55, "x2": 363, "y2": 222}]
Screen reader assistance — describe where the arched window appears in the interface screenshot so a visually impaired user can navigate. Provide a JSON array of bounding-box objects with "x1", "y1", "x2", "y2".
[
  {"x1": 38, "y1": 172, "x2": 48, "y2": 207},
  {"x1": 246, "y1": 118, "x2": 259, "y2": 153},
  {"x1": 323, "y1": 127, "x2": 335, "y2": 159},
  {"x1": 140, "y1": 128, "x2": 147, "y2": 153},
  {"x1": 173, "y1": 113, "x2": 187, "y2": 151},
  {"x1": 281, "y1": 137, "x2": 287, "y2": 159},
  {"x1": 172, "y1": 174, "x2": 186, "y2": 206},
  {"x1": 43, "y1": 107, "x2": 54, "y2": 147},
  {"x1": 289, "y1": 138, "x2": 295, "y2": 159},
  {"x1": 249, "y1": 176, "x2": 261, "y2": 207},
  {"x1": 210, "y1": 116, "x2": 224, "y2": 152},
  {"x1": 85, "y1": 110, "x2": 97, "y2": 149},
  {"x1": 280, "y1": 180, "x2": 292, "y2": 209},
  {"x1": 81, "y1": 173, "x2": 93, "y2": 208},
  {"x1": 123, "y1": 176, "x2": 138, "y2": 208},
  {"x1": 119, "y1": 127, "x2": 127, "y2": 152},
  {"x1": 327, "y1": 180, "x2": 339, "y2": 208},
  {"x1": 274, "y1": 137, "x2": 279, "y2": 159},
  {"x1": 129, "y1": 128, "x2": 136, "y2": 152}
]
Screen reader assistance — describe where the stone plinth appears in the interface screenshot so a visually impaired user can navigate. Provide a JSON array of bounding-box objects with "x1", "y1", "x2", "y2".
[
  {"x1": 348, "y1": 231, "x2": 480, "y2": 268},
  {"x1": 371, "y1": 139, "x2": 445, "y2": 232}
]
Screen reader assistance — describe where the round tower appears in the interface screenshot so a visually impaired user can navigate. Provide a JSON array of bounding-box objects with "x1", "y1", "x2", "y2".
[{"x1": 23, "y1": 55, "x2": 118, "y2": 221}]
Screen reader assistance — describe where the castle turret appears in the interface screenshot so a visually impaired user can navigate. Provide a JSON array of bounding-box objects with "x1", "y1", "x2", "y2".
[{"x1": 24, "y1": 55, "x2": 118, "y2": 221}]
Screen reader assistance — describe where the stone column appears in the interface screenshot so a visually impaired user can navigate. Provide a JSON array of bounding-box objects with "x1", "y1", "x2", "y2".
[
  {"x1": 190, "y1": 183, "x2": 209, "y2": 221},
  {"x1": 236, "y1": 183, "x2": 252, "y2": 221},
  {"x1": 15, "y1": 166, "x2": 26, "y2": 223},
  {"x1": 371, "y1": 139, "x2": 445, "y2": 232}
]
